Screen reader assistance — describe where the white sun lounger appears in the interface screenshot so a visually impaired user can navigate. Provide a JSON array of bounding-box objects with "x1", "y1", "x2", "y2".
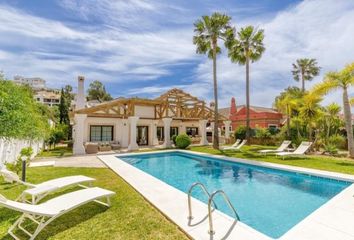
[
  {"x1": 0, "y1": 187, "x2": 115, "y2": 240},
  {"x1": 221, "y1": 139, "x2": 241, "y2": 150},
  {"x1": 259, "y1": 140, "x2": 292, "y2": 155},
  {"x1": 0, "y1": 168, "x2": 95, "y2": 204},
  {"x1": 276, "y1": 141, "x2": 312, "y2": 160},
  {"x1": 223, "y1": 139, "x2": 247, "y2": 151}
]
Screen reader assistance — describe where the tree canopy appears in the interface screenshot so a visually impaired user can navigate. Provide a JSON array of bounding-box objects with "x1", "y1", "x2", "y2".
[
  {"x1": 292, "y1": 58, "x2": 320, "y2": 92},
  {"x1": 0, "y1": 79, "x2": 49, "y2": 139},
  {"x1": 87, "y1": 80, "x2": 113, "y2": 102}
]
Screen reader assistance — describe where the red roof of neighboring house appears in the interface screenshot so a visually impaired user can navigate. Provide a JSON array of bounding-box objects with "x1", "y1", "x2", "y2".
[{"x1": 219, "y1": 97, "x2": 283, "y2": 128}]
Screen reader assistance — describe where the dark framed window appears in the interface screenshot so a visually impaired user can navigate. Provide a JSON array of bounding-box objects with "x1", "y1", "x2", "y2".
[
  {"x1": 90, "y1": 125, "x2": 113, "y2": 142},
  {"x1": 157, "y1": 127, "x2": 164, "y2": 141},
  {"x1": 170, "y1": 127, "x2": 179, "y2": 138},
  {"x1": 186, "y1": 127, "x2": 198, "y2": 137},
  {"x1": 137, "y1": 126, "x2": 149, "y2": 145},
  {"x1": 157, "y1": 127, "x2": 179, "y2": 141}
]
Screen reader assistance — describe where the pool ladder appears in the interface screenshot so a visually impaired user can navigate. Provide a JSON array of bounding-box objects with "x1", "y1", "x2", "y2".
[{"x1": 187, "y1": 182, "x2": 240, "y2": 235}]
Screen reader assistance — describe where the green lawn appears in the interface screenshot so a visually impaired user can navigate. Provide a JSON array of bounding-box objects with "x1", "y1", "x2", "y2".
[
  {"x1": 0, "y1": 167, "x2": 188, "y2": 240},
  {"x1": 190, "y1": 145, "x2": 354, "y2": 175},
  {"x1": 36, "y1": 146, "x2": 73, "y2": 158}
]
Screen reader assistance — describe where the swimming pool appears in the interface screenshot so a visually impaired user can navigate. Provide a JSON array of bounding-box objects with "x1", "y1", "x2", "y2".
[{"x1": 118, "y1": 151, "x2": 351, "y2": 238}]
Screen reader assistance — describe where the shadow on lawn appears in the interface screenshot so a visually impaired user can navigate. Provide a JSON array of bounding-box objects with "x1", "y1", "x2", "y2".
[
  {"x1": 0, "y1": 185, "x2": 112, "y2": 240},
  {"x1": 336, "y1": 162, "x2": 354, "y2": 167},
  {"x1": 0, "y1": 203, "x2": 109, "y2": 240}
]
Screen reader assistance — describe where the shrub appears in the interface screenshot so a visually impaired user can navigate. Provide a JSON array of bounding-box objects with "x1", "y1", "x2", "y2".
[
  {"x1": 323, "y1": 144, "x2": 338, "y2": 155},
  {"x1": 171, "y1": 135, "x2": 177, "y2": 145},
  {"x1": 268, "y1": 127, "x2": 280, "y2": 135},
  {"x1": 328, "y1": 134, "x2": 346, "y2": 150},
  {"x1": 6, "y1": 147, "x2": 33, "y2": 175},
  {"x1": 255, "y1": 128, "x2": 271, "y2": 139},
  {"x1": 46, "y1": 124, "x2": 68, "y2": 149},
  {"x1": 175, "y1": 134, "x2": 191, "y2": 149},
  {"x1": 234, "y1": 126, "x2": 247, "y2": 140}
]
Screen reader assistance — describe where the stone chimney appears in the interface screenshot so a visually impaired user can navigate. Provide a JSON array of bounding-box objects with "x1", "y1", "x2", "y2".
[
  {"x1": 76, "y1": 76, "x2": 85, "y2": 110},
  {"x1": 230, "y1": 97, "x2": 237, "y2": 116}
]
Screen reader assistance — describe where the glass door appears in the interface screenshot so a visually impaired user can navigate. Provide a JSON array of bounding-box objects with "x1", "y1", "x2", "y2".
[{"x1": 137, "y1": 126, "x2": 149, "y2": 145}]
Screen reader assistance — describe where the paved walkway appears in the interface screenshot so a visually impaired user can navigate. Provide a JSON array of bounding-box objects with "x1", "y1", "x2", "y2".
[{"x1": 31, "y1": 154, "x2": 107, "y2": 168}]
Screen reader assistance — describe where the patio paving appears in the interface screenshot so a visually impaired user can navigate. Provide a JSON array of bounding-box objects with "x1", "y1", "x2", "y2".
[{"x1": 32, "y1": 154, "x2": 107, "y2": 168}]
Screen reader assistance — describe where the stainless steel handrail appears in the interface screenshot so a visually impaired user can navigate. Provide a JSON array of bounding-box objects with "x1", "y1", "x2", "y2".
[
  {"x1": 208, "y1": 190, "x2": 240, "y2": 235},
  {"x1": 187, "y1": 182, "x2": 216, "y2": 220}
]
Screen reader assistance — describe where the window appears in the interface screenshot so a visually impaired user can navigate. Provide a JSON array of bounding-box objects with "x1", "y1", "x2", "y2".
[
  {"x1": 170, "y1": 127, "x2": 179, "y2": 138},
  {"x1": 157, "y1": 127, "x2": 179, "y2": 141},
  {"x1": 90, "y1": 125, "x2": 113, "y2": 142},
  {"x1": 186, "y1": 127, "x2": 198, "y2": 137},
  {"x1": 157, "y1": 127, "x2": 164, "y2": 141}
]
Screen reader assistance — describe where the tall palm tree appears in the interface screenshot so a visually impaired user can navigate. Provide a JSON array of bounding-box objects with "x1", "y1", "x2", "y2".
[
  {"x1": 313, "y1": 63, "x2": 354, "y2": 157},
  {"x1": 292, "y1": 58, "x2": 320, "y2": 92},
  {"x1": 193, "y1": 12, "x2": 234, "y2": 149},
  {"x1": 226, "y1": 26, "x2": 265, "y2": 142}
]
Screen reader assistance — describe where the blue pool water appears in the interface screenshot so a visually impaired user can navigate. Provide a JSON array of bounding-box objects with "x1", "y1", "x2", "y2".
[{"x1": 118, "y1": 152, "x2": 351, "y2": 238}]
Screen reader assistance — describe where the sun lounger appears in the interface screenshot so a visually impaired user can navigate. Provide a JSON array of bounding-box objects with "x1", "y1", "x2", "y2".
[
  {"x1": 0, "y1": 187, "x2": 115, "y2": 240},
  {"x1": 259, "y1": 140, "x2": 292, "y2": 155},
  {"x1": 223, "y1": 139, "x2": 247, "y2": 151},
  {"x1": 221, "y1": 139, "x2": 241, "y2": 150},
  {"x1": 0, "y1": 168, "x2": 94, "y2": 204},
  {"x1": 276, "y1": 141, "x2": 312, "y2": 160}
]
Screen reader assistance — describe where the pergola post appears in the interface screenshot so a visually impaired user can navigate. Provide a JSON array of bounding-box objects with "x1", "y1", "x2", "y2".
[
  {"x1": 151, "y1": 120, "x2": 159, "y2": 146},
  {"x1": 199, "y1": 119, "x2": 209, "y2": 146},
  {"x1": 73, "y1": 114, "x2": 87, "y2": 155},
  {"x1": 224, "y1": 121, "x2": 231, "y2": 140},
  {"x1": 128, "y1": 116, "x2": 139, "y2": 151},
  {"x1": 210, "y1": 122, "x2": 215, "y2": 142},
  {"x1": 162, "y1": 118, "x2": 173, "y2": 148}
]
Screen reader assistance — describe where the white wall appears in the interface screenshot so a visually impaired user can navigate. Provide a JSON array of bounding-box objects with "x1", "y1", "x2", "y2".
[
  {"x1": 81, "y1": 116, "x2": 202, "y2": 148},
  {"x1": 135, "y1": 106, "x2": 155, "y2": 118},
  {"x1": 0, "y1": 138, "x2": 43, "y2": 166}
]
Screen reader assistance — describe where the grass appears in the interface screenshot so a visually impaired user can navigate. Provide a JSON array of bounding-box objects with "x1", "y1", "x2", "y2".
[
  {"x1": 0, "y1": 167, "x2": 188, "y2": 240},
  {"x1": 36, "y1": 146, "x2": 73, "y2": 158},
  {"x1": 189, "y1": 145, "x2": 354, "y2": 175}
]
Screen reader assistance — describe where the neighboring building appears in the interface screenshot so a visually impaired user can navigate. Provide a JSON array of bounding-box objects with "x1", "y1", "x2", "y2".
[
  {"x1": 71, "y1": 76, "x2": 231, "y2": 155},
  {"x1": 219, "y1": 97, "x2": 283, "y2": 130},
  {"x1": 34, "y1": 90, "x2": 60, "y2": 107},
  {"x1": 12, "y1": 75, "x2": 61, "y2": 106},
  {"x1": 13, "y1": 75, "x2": 46, "y2": 89}
]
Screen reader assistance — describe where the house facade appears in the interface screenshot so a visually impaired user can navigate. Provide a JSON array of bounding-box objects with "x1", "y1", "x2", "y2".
[
  {"x1": 219, "y1": 97, "x2": 283, "y2": 130},
  {"x1": 71, "y1": 76, "x2": 231, "y2": 155}
]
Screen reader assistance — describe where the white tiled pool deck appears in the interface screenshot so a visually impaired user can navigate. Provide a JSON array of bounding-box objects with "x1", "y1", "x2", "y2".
[{"x1": 98, "y1": 150, "x2": 354, "y2": 240}]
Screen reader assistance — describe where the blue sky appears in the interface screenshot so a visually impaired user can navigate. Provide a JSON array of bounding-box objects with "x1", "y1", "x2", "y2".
[{"x1": 0, "y1": 0, "x2": 354, "y2": 108}]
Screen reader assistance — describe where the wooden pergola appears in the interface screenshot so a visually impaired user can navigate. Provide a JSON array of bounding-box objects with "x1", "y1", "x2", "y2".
[{"x1": 74, "y1": 88, "x2": 227, "y2": 121}]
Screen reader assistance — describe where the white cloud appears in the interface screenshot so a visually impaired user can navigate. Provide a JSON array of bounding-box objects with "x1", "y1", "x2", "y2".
[
  {"x1": 0, "y1": 3, "x2": 195, "y2": 88},
  {"x1": 0, "y1": 0, "x2": 353, "y2": 110},
  {"x1": 194, "y1": 0, "x2": 354, "y2": 108}
]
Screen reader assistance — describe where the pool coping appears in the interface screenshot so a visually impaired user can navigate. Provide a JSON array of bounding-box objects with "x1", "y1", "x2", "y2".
[{"x1": 98, "y1": 150, "x2": 354, "y2": 240}]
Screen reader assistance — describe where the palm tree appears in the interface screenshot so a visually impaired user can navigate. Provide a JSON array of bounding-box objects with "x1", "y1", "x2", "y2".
[
  {"x1": 193, "y1": 12, "x2": 234, "y2": 149},
  {"x1": 274, "y1": 87, "x2": 303, "y2": 138},
  {"x1": 299, "y1": 92, "x2": 322, "y2": 142},
  {"x1": 312, "y1": 63, "x2": 354, "y2": 157},
  {"x1": 324, "y1": 103, "x2": 341, "y2": 140},
  {"x1": 226, "y1": 26, "x2": 265, "y2": 141},
  {"x1": 292, "y1": 58, "x2": 320, "y2": 92}
]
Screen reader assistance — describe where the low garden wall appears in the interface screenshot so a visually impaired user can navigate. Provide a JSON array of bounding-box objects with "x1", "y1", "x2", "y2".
[{"x1": 0, "y1": 138, "x2": 43, "y2": 166}]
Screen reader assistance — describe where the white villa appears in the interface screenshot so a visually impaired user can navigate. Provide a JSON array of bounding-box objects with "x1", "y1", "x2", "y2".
[{"x1": 71, "y1": 76, "x2": 231, "y2": 155}]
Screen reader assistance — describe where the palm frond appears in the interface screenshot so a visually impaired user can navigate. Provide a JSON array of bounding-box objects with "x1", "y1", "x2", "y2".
[{"x1": 227, "y1": 25, "x2": 265, "y2": 65}]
